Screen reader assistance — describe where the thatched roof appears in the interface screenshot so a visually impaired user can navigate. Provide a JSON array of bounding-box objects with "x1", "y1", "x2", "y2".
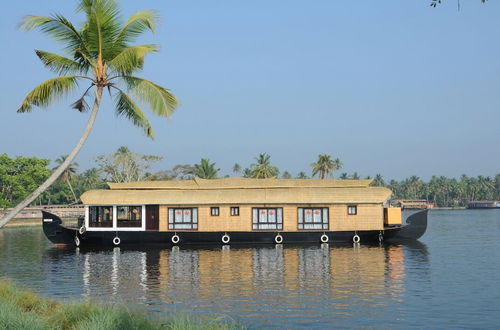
[
  {"x1": 107, "y1": 178, "x2": 374, "y2": 190},
  {"x1": 81, "y1": 178, "x2": 391, "y2": 205}
]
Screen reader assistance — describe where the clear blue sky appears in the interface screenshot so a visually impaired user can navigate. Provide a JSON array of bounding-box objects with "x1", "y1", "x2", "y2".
[{"x1": 0, "y1": 0, "x2": 498, "y2": 180}]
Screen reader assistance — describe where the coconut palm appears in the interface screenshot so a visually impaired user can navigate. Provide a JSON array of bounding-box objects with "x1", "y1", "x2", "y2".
[
  {"x1": 79, "y1": 168, "x2": 103, "y2": 191},
  {"x1": 194, "y1": 158, "x2": 219, "y2": 179},
  {"x1": 0, "y1": 0, "x2": 179, "y2": 228},
  {"x1": 311, "y1": 154, "x2": 342, "y2": 179},
  {"x1": 281, "y1": 171, "x2": 292, "y2": 179},
  {"x1": 296, "y1": 172, "x2": 309, "y2": 179},
  {"x1": 54, "y1": 155, "x2": 79, "y2": 204},
  {"x1": 232, "y1": 163, "x2": 242, "y2": 176},
  {"x1": 372, "y1": 174, "x2": 385, "y2": 187},
  {"x1": 248, "y1": 153, "x2": 279, "y2": 179}
]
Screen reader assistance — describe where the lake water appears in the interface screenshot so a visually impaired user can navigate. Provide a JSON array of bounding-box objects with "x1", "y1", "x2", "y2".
[{"x1": 1, "y1": 209, "x2": 499, "y2": 329}]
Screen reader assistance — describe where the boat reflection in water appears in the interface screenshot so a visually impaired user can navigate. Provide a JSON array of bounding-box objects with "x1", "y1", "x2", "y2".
[{"x1": 44, "y1": 242, "x2": 428, "y2": 327}]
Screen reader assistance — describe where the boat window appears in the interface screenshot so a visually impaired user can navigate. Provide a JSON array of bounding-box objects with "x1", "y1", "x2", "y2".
[
  {"x1": 348, "y1": 205, "x2": 357, "y2": 215},
  {"x1": 211, "y1": 207, "x2": 219, "y2": 216},
  {"x1": 88, "y1": 206, "x2": 113, "y2": 228},
  {"x1": 230, "y1": 207, "x2": 239, "y2": 216},
  {"x1": 117, "y1": 206, "x2": 142, "y2": 228},
  {"x1": 298, "y1": 208, "x2": 329, "y2": 230},
  {"x1": 168, "y1": 208, "x2": 198, "y2": 230},
  {"x1": 252, "y1": 208, "x2": 283, "y2": 230}
]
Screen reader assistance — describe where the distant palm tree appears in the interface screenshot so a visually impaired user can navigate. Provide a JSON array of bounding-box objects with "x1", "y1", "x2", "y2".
[
  {"x1": 242, "y1": 168, "x2": 253, "y2": 178},
  {"x1": 80, "y1": 168, "x2": 103, "y2": 189},
  {"x1": 339, "y1": 172, "x2": 349, "y2": 180},
  {"x1": 1, "y1": 0, "x2": 179, "y2": 227},
  {"x1": 372, "y1": 174, "x2": 385, "y2": 187},
  {"x1": 296, "y1": 172, "x2": 309, "y2": 179},
  {"x1": 311, "y1": 154, "x2": 342, "y2": 179},
  {"x1": 54, "y1": 155, "x2": 79, "y2": 204},
  {"x1": 248, "y1": 153, "x2": 279, "y2": 179},
  {"x1": 282, "y1": 171, "x2": 292, "y2": 179},
  {"x1": 332, "y1": 158, "x2": 343, "y2": 177},
  {"x1": 194, "y1": 158, "x2": 219, "y2": 179},
  {"x1": 232, "y1": 163, "x2": 242, "y2": 176},
  {"x1": 351, "y1": 172, "x2": 360, "y2": 180}
]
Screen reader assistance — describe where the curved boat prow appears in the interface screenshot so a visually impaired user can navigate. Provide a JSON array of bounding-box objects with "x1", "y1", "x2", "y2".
[
  {"x1": 392, "y1": 210, "x2": 428, "y2": 240},
  {"x1": 42, "y1": 211, "x2": 76, "y2": 246}
]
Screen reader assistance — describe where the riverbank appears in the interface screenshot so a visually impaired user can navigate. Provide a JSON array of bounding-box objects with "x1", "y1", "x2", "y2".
[{"x1": 0, "y1": 279, "x2": 242, "y2": 329}]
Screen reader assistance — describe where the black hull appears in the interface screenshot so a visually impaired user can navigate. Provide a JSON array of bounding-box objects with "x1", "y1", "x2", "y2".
[{"x1": 41, "y1": 210, "x2": 427, "y2": 247}]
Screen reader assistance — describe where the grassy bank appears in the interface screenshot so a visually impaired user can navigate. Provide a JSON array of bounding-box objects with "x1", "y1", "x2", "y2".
[{"x1": 0, "y1": 280, "x2": 242, "y2": 329}]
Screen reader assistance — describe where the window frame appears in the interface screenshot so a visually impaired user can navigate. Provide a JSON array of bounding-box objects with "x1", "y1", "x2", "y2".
[
  {"x1": 88, "y1": 205, "x2": 114, "y2": 229},
  {"x1": 168, "y1": 207, "x2": 198, "y2": 231},
  {"x1": 210, "y1": 207, "x2": 220, "y2": 216},
  {"x1": 347, "y1": 205, "x2": 358, "y2": 215},
  {"x1": 297, "y1": 207, "x2": 329, "y2": 230},
  {"x1": 85, "y1": 205, "x2": 146, "y2": 231},
  {"x1": 116, "y1": 205, "x2": 143, "y2": 228},
  {"x1": 252, "y1": 207, "x2": 283, "y2": 231},
  {"x1": 230, "y1": 206, "x2": 240, "y2": 216}
]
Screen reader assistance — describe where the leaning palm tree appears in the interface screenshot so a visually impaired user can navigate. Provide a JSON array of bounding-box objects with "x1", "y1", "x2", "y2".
[
  {"x1": 54, "y1": 155, "x2": 79, "y2": 204},
  {"x1": 0, "y1": 0, "x2": 179, "y2": 228},
  {"x1": 194, "y1": 158, "x2": 219, "y2": 179}
]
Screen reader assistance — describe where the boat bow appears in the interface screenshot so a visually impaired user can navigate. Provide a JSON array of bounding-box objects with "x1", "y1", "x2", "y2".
[
  {"x1": 42, "y1": 211, "x2": 77, "y2": 246},
  {"x1": 392, "y1": 210, "x2": 428, "y2": 240}
]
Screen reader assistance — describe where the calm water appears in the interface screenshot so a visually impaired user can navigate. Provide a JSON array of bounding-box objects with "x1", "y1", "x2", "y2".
[{"x1": 1, "y1": 210, "x2": 499, "y2": 329}]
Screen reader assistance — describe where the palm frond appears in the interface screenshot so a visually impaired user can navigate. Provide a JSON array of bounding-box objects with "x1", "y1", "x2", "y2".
[
  {"x1": 116, "y1": 10, "x2": 159, "y2": 45},
  {"x1": 108, "y1": 44, "x2": 159, "y2": 75},
  {"x1": 80, "y1": 0, "x2": 122, "y2": 60},
  {"x1": 20, "y1": 14, "x2": 94, "y2": 70},
  {"x1": 20, "y1": 15, "x2": 84, "y2": 51},
  {"x1": 18, "y1": 76, "x2": 81, "y2": 113},
  {"x1": 121, "y1": 76, "x2": 179, "y2": 117},
  {"x1": 113, "y1": 87, "x2": 155, "y2": 138},
  {"x1": 35, "y1": 50, "x2": 85, "y2": 75}
]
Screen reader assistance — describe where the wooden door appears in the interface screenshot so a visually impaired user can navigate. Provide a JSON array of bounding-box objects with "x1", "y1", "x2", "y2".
[{"x1": 145, "y1": 205, "x2": 159, "y2": 231}]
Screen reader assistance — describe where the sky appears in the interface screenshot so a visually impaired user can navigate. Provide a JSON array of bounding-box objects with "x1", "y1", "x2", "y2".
[{"x1": 0, "y1": 0, "x2": 499, "y2": 180}]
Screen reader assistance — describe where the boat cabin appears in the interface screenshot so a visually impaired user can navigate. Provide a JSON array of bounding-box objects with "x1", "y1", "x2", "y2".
[{"x1": 79, "y1": 178, "x2": 402, "y2": 233}]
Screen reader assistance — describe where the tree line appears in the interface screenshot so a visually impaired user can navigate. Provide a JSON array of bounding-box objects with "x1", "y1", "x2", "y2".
[{"x1": 1, "y1": 149, "x2": 498, "y2": 208}]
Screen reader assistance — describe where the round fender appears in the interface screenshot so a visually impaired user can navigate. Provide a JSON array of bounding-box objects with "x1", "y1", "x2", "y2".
[
  {"x1": 320, "y1": 234, "x2": 329, "y2": 243},
  {"x1": 353, "y1": 234, "x2": 360, "y2": 244},
  {"x1": 222, "y1": 234, "x2": 230, "y2": 244},
  {"x1": 275, "y1": 234, "x2": 283, "y2": 244},
  {"x1": 172, "y1": 234, "x2": 180, "y2": 244},
  {"x1": 113, "y1": 237, "x2": 121, "y2": 246}
]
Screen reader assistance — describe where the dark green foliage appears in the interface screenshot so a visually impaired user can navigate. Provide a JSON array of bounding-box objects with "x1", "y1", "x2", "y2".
[
  {"x1": 0, "y1": 154, "x2": 50, "y2": 207},
  {"x1": 374, "y1": 174, "x2": 499, "y2": 207},
  {"x1": 194, "y1": 158, "x2": 219, "y2": 179}
]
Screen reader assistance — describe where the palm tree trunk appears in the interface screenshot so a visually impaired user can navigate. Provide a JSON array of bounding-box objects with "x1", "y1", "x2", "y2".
[
  {"x1": 0, "y1": 87, "x2": 103, "y2": 228},
  {"x1": 67, "y1": 178, "x2": 78, "y2": 204}
]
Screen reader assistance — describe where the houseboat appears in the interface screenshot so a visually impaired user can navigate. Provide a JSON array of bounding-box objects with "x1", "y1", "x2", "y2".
[
  {"x1": 41, "y1": 178, "x2": 427, "y2": 247},
  {"x1": 467, "y1": 201, "x2": 500, "y2": 209}
]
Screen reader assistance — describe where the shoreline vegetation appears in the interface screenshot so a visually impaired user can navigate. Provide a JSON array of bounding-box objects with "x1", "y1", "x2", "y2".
[
  {"x1": 0, "y1": 279, "x2": 242, "y2": 330},
  {"x1": 1, "y1": 150, "x2": 498, "y2": 211}
]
